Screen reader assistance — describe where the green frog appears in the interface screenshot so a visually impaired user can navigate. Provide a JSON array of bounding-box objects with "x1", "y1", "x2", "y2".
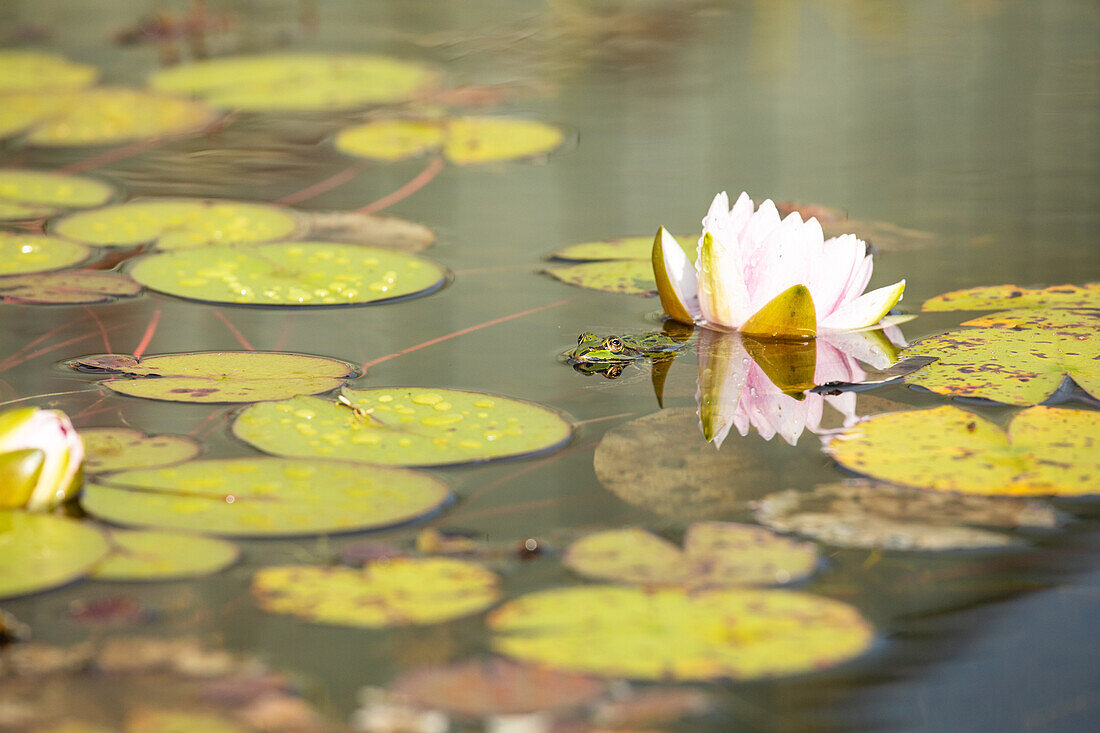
[{"x1": 567, "y1": 332, "x2": 687, "y2": 378}]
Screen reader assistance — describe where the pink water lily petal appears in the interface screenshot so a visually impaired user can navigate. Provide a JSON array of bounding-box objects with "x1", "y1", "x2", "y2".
[
  {"x1": 820, "y1": 280, "x2": 906, "y2": 331},
  {"x1": 811, "y1": 233, "x2": 868, "y2": 318}
]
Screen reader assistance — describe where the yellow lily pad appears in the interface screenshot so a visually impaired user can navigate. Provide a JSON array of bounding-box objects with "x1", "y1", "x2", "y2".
[
  {"x1": 71, "y1": 351, "x2": 358, "y2": 403},
  {"x1": 332, "y1": 118, "x2": 445, "y2": 162},
  {"x1": 82, "y1": 457, "x2": 451, "y2": 537},
  {"x1": 489, "y1": 585, "x2": 874, "y2": 680},
  {"x1": 129, "y1": 242, "x2": 446, "y2": 306},
  {"x1": 543, "y1": 260, "x2": 657, "y2": 295},
  {"x1": 0, "y1": 510, "x2": 110, "y2": 599},
  {"x1": 922, "y1": 282, "x2": 1100, "y2": 311},
  {"x1": 82, "y1": 428, "x2": 199, "y2": 473},
  {"x1": 0, "y1": 231, "x2": 90, "y2": 276},
  {"x1": 564, "y1": 523, "x2": 818, "y2": 587},
  {"x1": 234, "y1": 388, "x2": 573, "y2": 467},
  {"x1": 149, "y1": 53, "x2": 440, "y2": 111},
  {"x1": 903, "y1": 308, "x2": 1099, "y2": 405},
  {"x1": 52, "y1": 198, "x2": 299, "y2": 249},
  {"x1": 551, "y1": 235, "x2": 660, "y2": 262},
  {"x1": 0, "y1": 168, "x2": 115, "y2": 221},
  {"x1": 251, "y1": 558, "x2": 500, "y2": 627},
  {"x1": 753, "y1": 480, "x2": 1062, "y2": 551},
  {"x1": 126, "y1": 710, "x2": 248, "y2": 733},
  {"x1": 0, "y1": 50, "x2": 98, "y2": 92},
  {"x1": 0, "y1": 270, "x2": 140, "y2": 305},
  {"x1": 827, "y1": 405, "x2": 1100, "y2": 497},
  {"x1": 91, "y1": 529, "x2": 238, "y2": 581}
]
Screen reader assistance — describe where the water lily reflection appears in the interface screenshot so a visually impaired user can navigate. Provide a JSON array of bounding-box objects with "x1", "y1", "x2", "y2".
[{"x1": 696, "y1": 326, "x2": 905, "y2": 447}]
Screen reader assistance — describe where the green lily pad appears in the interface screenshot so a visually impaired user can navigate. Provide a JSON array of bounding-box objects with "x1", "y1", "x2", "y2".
[
  {"x1": 252, "y1": 558, "x2": 500, "y2": 627},
  {"x1": 564, "y1": 523, "x2": 818, "y2": 588},
  {"x1": 0, "y1": 510, "x2": 111, "y2": 599},
  {"x1": 126, "y1": 710, "x2": 248, "y2": 733},
  {"x1": 53, "y1": 198, "x2": 299, "y2": 250},
  {"x1": 91, "y1": 529, "x2": 238, "y2": 581},
  {"x1": 489, "y1": 585, "x2": 874, "y2": 680},
  {"x1": 752, "y1": 480, "x2": 1062, "y2": 551},
  {"x1": 0, "y1": 50, "x2": 98, "y2": 92},
  {"x1": 129, "y1": 242, "x2": 446, "y2": 306},
  {"x1": 922, "y1": 282, "x2": 1100, "y2": 311},
  {"x1": 827, "y1": 406, "x2": 1100, "y2": 497},
  {"x1": 543, "y1": 260, "x2": 657, "y2": 295},
  {"x1": 82, "y1": 457, "x2": 451, "y2": 537},
  {"x1": 0, "y1": 232, "x2": 90, "y2": 276},
  {"x1": 903, "y1": 308, "x2": 1100, "y2": 405},
  {"x1": 0, "y1": 169, "x2": 115, "y2": 221},
  {"x1": 71, "y1": 351, "x2": 358, "y2": 403},
  {"x1": 233, "y1": 388, "x2": 573, "y2": 467},
  {"x1": 549, "y1": 235, "x2": 696, "y2": 262},
  {"x1": 0, "y1": 270, "x2": 140, "y2": 305},
  {"x1": 82, "y1": 428, "x2": 200, "y2": 473},
  {"x1": 149, "y1": 53, "x2": 440, "y2": 112}
]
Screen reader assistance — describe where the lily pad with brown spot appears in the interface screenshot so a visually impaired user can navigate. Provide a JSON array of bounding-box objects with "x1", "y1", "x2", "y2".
[
  {"x1": 82, "y1": 428, "x2": 199, "y2": 473},
  {"x1": 0, "y1": 270, "x2": 140, "y2": 305},
  {"x1": 564, "y1": 523, "x2": 817, "y2": 587},
  {"x1": 71, "y1": 351, "x2": 358, "y2": 404},
  {"x1": 0, "y1": 168, "x2": 116, "y2": 221},
  {"x1": 128, "y1": 242, "x2": 447, "y2": 306},
  {"x1": 752, "y1": 481, "x2": 1062, "y2": 551},
  {"x1": 82, "y1": 457, "x2": 451, "y2": 537},
  {"x1": 91, "y1": 529, "x2": 238, "y2": 581},
  {"x1": 233, "y1": 388, "x2": 573, "y2": 467},
  {"x1": 251, "y1": 558, "x2": 500, "y2": 627},
  {"x1": 903, "y1": 308, "x2": 1100, "y2": 405},
  {"x1": 0, "y1": 511, "x2": 111, "y2": 599},
  {"x1": 489, "y1": 585, "x2": 875, "y2": 680},
  {"x1": 543, "y1": 260, "x2": 657, "y2": 295},
  {"x1": 922, "y1": 282, "x2": 1100, "y2": 312},
  {"x1": 0, "y1": 232, "x2": 90, "y2": 276},
  {"x1": 827, "y1": 406, "x2": 1100, "y2": 497},
  {"x1": 299, "y1": 211, "x2": 436, "y2": 253}
]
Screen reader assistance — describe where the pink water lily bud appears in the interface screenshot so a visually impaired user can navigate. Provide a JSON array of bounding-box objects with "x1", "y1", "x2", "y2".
[
  {"x1": 0, "y1": 407, "x2": 84, "y2": 511},
  {"x1": 655, "y1": 192, "x2": 906, "y2": 335}
]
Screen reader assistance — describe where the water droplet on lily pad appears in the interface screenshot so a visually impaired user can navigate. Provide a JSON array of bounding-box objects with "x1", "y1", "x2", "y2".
[
  {"x1": 0, "y1": 168, "x2": 116, "y2": 221},
  {"x1": 0, "y1": 510, "x2": 110, "y2": 599},
  {"x1": 129, "y1": 242, "x2": 447, "y2": 307},
  {"x1": 0, "y1": 270, "x2": 140, "y2": 305},
  {"x1": 82, "y1": 456, "x2": 451, "y2": 537},
  {"x1": 0, "y1": 231, "x2": 90, "y2": 276},
  {"x1": 233, "y1": 388, "x2": 572, "y2": 467},
  {"x1": 489, "y1": 584, "x2": 874, "y2": 680},
  {"x1": 70, "y1": 351, "x2": 358, "y2": 403},
  {"x1": 251, "y1": 558, "x2": 500, "y2": 627},
  {"x1": 91, "y1": 529, "x2": 239, "y2": 581}
]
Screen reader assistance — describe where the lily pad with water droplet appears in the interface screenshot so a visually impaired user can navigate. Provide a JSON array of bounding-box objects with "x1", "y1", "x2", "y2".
[
  {"x1": 0, "y1": 169, "x2": 116, "y2": 221},
  {"x1": 903, "y1": 308, "x2": 1100, "y2": 405},
  {"x1": 0, "y1": 510, "x2": 111, "y2": 599},
  {"x1": 71, "y1": 351, "x2": 358, "y2": 403},
  {"x1": 91, "y1": 529, "x2": 238, "y2": 581},
  {"x1": 489, "y1": 585, "x2": 874, "y2": 681},
  {"x1": 827, "y1": 406, "x2": 1100, "y2": 497},
  {"x1": 53, "y1": 198, "x2": 299, "y2": 249},
  {"x1": 233, "y1": 388, "x2": 573, "y2": 467},
  {"x1": 0, "y1": 50, "x2": 98, "y2": 92},
  {"x1": 0, "y1": 270, "x2": 140, "y2": 305},
  {"x1": 82, "y1": 428, "x2": 200, "y2": 473},
  {"x1": 82, "y1": 457, "x2": 451, "y2": 537},
  {"x1": 0, "y1": 232, "x2": 90, "y2": 276},
  {"x1": 564, "y1": 523, "x2": 817, "y2": 588},
  {"x1": 129, "y1": 242, "x2": 446, "y2": 306},
  {"x1": 752, "y1": 480, "x2": 1062, "y2": 551},
  {"x1": 251, "y1": 558, "x2": 500, "y2": 627},
  {"x1": 149, "y1": 53, "x2": 440, "y2": 112},
  {"x1": 543, "y1": 260, "x2": 657, "y2": 295},
  {"x1": 922, "y1": 282, "x2": 1100, "y2": 311}
]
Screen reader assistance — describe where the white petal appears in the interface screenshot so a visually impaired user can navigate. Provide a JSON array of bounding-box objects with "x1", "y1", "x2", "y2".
[{"x1": 820, "y1": 280, "x2": 906, "y2": 331}]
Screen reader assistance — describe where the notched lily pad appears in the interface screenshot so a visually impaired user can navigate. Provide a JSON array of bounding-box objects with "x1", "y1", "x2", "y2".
[
  {"x1": 82, "y1": 457, "x2": 451, "y2": 537},
  {"x1": 0, "y1": 232, "x2": 90, "y2": 276},
  {"x1": 129, "y1": 242, "x2": 447, "y2": 306},
  {"x1": 233, "y1": 388, "x2": 573, "y2": 467},
  {"x1": 922, "y1": 282, "x2": 1100, "y2": 312},
  {"x1": 0, "y1": 50, "x2": 98, "y2": 92},
  {"x1": 299, "y1": 211, "x2": 436, "y2": 253},
  {"x1": 91, "y1": 529, "x2": 238, "y2": 581},
  {"x1": 827, "y1": 405, "x2": 1100, "y2": 497},
  {"x1": 753, "y1": 480, "x2": 1062, "y2": 551},
  {"x1": 71, "y1": 351, "x2": 358, "y2": 403},
  {"x1": 0, "y1": 511, "x2": 110, "y2": 599},
  {"x1": 251, "y1": 558, "x2": 501, "y2": 627},
  {"x1": 82, "y1": 428, "x2": 200, "y2": 472},
  {"x1": 0, "y1": 169, "x2": 115, "y2": 221},
  {"x1": 0, "y1": 270, "x2": 140, "y2": 305},
  {"x1": 564, "y1": 523, "x2": 818, "y2": 587},
  {"x1": 489, "y1": 585, "x2": 875, "y2": 681},
  {"x1": 53, "y1": 198, "x2": 299, "y2": 250},
  {"x1": 903, "y1": 308, "x2": 1100, "y2": 405}
]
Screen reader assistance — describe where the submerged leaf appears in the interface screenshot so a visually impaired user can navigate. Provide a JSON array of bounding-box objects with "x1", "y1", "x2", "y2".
[
  {"x1": 0, "y1": 232, "x2": 90, "y2": 276},
  {"x1": 489, "y1": 585, "x2": 874, "y2": 680},
  {"x1": 827, "y1": 406, "x2": 1100, "y2": 497},
  {"x1": 922, "y1": 282, "x2": 1100, "y2": 312},
  {"x1": 0, "y1": 270, "x2": 140, "y2": 305},
  {"x1": 0, "y1": 511, "x2": 110, "y2": 599},
  {"x1": 0, "y1": 168, "x2": 115, "y2": 221},
  {"x1": 82, "y1": 428, "x2": 200, "y2": 473},
  {"x1": 91, "y1": 529, "x2": 238, "y2": 581},
  {"x1": 299, "y1": 211, "x2": 436, "y2": 253}
]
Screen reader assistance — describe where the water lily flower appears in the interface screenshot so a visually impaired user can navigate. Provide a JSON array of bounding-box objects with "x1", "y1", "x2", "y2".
[
  {"x1": 0, "y1": 407, "x2": 84, "y2": 511},
  {"x1": 654, "y1": 192, "x2": 906, "y2": 337}
]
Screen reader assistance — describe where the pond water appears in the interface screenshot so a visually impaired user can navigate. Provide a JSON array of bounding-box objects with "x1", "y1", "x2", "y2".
[{"x1": 1, "y1": 1, "x2": 1098, "y2": 731}]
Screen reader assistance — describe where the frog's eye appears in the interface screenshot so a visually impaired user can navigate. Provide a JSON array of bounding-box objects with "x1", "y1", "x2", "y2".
[{"x1": 605, "y1": 337, "x2": 624, "y2": 353}]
